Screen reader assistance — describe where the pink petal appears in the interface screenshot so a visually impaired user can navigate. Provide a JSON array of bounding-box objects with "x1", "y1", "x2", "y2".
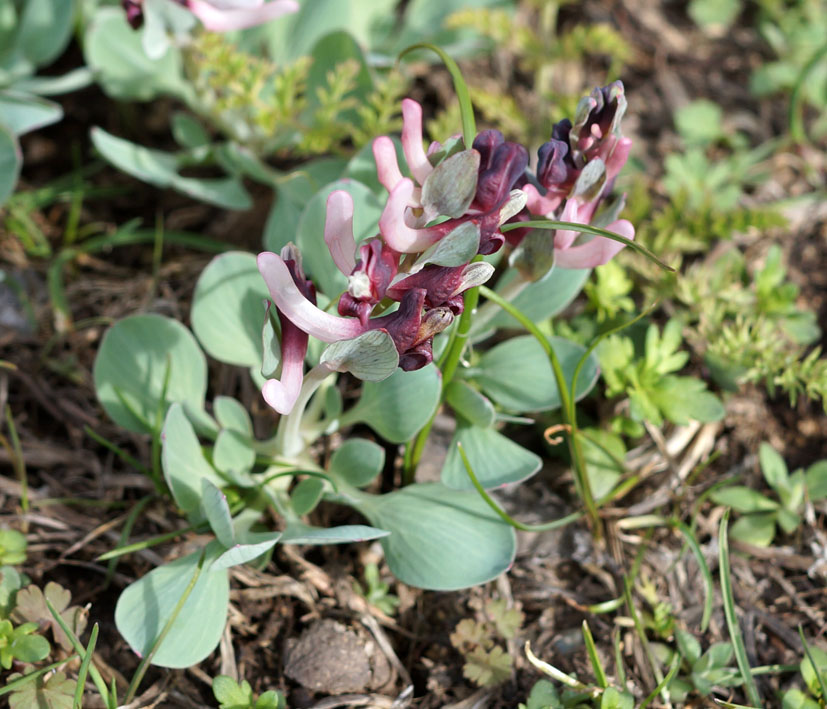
[
  {"x1": 605, "y1": 136, "x2": 632, "y2": 183},
  {"x1": 401, "y1": 99, "x2": 433, "y2": 185},
  {"x1": 324, "y1": 191, "x2": 357, "y2": 276},
  {"x1": 257, "y1": 252, "x2": 364, "y2": 342},
  {"x1": 261, "y1": 329, "x2": 305, "y2": 414},
  {"x1": 378, "y1": 179, "x2": 442, "y2": 254},
  {"x1": 372, "y1": 136, "x2": 404, "y2": 193},
  {"x1": 523, "y1": 183, "x2": 562, "y2": 217},
  {"x1": 554, "y1": 219, "x2": 635, "y2": 269},
  {"x1": 186, "y1": 0, "x2": 298, "y2": 31},
  {"x1": 552, "y1": 199, "x2": 581, "y2": 251}
]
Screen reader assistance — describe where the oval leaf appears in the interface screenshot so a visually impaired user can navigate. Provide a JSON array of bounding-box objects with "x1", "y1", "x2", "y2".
[
  {"x1": 191, "y1": 251, "x2": 270, "y2": 367},
  {"x1": 94, "y1": 314, "x2": 207, "y2": 434},
  {"x1": 475, "y1": 335, "x2": 599, "y2": 412},
  {"x1": 114, "y1": 546, "x2": 229, "y2": 668},
  {"x1": 329, "y1": 438, "x2": 385, "y2": 488},
  {"x1": 354, "y1": 483, "x2": 516, "y2": 590}
]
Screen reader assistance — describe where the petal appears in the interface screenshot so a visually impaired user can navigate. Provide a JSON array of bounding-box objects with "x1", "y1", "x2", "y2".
[
  {"x1": 523, "y1": 183, "x2": 561, "y2": 217},
  {"x1": 605, "y1": 136, "x2": 632, "y2": 183},
  {"x1": 378, "y1": 179, "x2": 443, "y2": 253},
  {"x1": 186, "y1": 0, "x2": 298, "y2": 31},
  {"x1": 324, "y1": 190, "x2": 357, "y2": 276},
  {"x1": 261, "y1": 322, "x2": 306, "y2": 415},
  {"x1": 257, "y1": 252, "x2": 364, "y2": 342},
  {"x1": 401, "y1": 99, "x2": 433, "y2": 185},
  {"x1": 553, "y1": 199, "x2": 581, "y2": 251},
  {"x1": 554, "y1": 219, "x2": 635, "y2": 269},
  {"x1": 372, "y1": 136, "x2": 404, "y2": 193}
]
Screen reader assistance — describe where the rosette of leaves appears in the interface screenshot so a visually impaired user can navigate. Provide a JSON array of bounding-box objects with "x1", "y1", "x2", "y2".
[
  {"x1": 711, "y1": 443, "x2": 827, "y2": 547},
  {"x1": 598, "y1": 319, "x2": 725, "y2": 437},
  {"x1": 0, "y1": 0, "x2": 91, "y2": 204}
]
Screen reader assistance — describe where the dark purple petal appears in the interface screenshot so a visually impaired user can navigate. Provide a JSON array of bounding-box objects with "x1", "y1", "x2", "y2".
[
  {"x1": 122, "y1": 0, "x2": 143, "y2": 28},
  {"x1": 386, "y1": 265, "x2": 467, "y2": 309},
  {"x1": 337, "y1": 237, "x2": 398, "y2": 325},
  {"x1": 399, "y1": 341, "x2": 434, "y2": 371},
  {"x1": 536, "y1": 138, "x2": 570, "y2": 191},
  {"x1": 369, "y1": 289, "x2": 426, "y2": 354},
  {"x1": 472, "y1": 130, "x2": 505, "y2": 171},
  {"x1": 473, "y1": 141, "x2": 529, "y2": 213}
]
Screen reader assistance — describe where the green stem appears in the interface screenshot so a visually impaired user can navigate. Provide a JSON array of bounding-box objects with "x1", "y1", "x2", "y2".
[
  {"x1": 478, "y1": 285, "x2": 601, "y2": 538},
  {"x1": 457, "y1": 442, "x2": 582, "y2": 531},
  {"x1": 404, "y1": 282, "x2": 481, "y2": 484}
]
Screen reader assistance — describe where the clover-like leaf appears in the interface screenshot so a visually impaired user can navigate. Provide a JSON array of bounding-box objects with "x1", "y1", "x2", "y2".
[
  {"x1": 486, "y1": 599, "x2": 523, "y2": 640},
  {"x1": 463, "y1": 645, "x2": 512, "y2": 687},
  {"x1": 9, "y1": 670, "x2": 75, "y2": 709},
  {"x1": 11, "y1": 582, "x2": 87, "y2": 651},
  {"x1": 450, "y1": 618, "x2": 492, "y2": 652}
]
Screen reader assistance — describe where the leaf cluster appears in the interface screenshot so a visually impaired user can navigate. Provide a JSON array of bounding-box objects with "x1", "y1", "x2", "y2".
[
  {"x1": 598, "y1": 319, "x2": 725, "y2": 436},
  {"x1": 711, "y1": 442, "x2": 827, "y2": 546},
  {"x1": 449, "y1": 598, "x2": 524, "y2": 688},
  {"x1": 212, "y1": 675, "x2": 285, "y2": 709}
]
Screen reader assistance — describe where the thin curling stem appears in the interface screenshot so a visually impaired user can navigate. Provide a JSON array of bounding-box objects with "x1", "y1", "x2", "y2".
[
  {"x1": 457, "y1": 443, "x2": 582, "y2": 531},
  {"x1": 477, "y1": 285, "x2": 602, "y2": 539}
]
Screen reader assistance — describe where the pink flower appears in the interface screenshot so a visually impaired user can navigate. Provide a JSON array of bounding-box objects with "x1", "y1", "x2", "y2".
[{"x1": 121, "y1": 0, "x2": 299, "y2": 32}]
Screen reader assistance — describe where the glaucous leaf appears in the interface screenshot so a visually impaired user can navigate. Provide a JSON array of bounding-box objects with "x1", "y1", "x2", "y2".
[
  {"x1": 353, "y1": 483, "x2": 516, "y2": 590},
  {"x1": 213, "y1": 396, "x2": 253, "y2": 435},
  {"x1": 212, "y1": 429, "x2": 256, "y2": 478},
  {"x1": 115, "y1": 545, "x2": 229, "y2": 668},
  {"x1": 191, "y1": 251, "x2": 270, "y2": 368},
  {"x1": 84, "y1": 8, "x2": 189, "y2": 100},
  {"x1": 291, "y1": 478, "x2": 325, "y2": 516},
  {"x1": 440, "y1": 423, "x2": 541, "y2": 490},
  {"x1": 0, "y1": 90, "x2": 62, "y2": 136},
  {"x1": 162, "y1": 404, "x2": 225, "y2": 521},
  {"x1": 280, "y1": 520, "x2": 389, "y2": 545},
  {"x1": 342, "y1": 366, "x2": 441, "y2": 443},
  {"x1": 91, "y1": 128, "x2": 251, "y2": 209},
  {"x1": 328, "y1": 438, "x2": 385, "y2": 488},
  {"x1": 481, "y1": 266, "x2": 590, "y2": 334},
  {"x1": 475, "y1": 335, "x2": 599, "y2": 412},
  {"x1": 444, "y1": 380, "x2": 495, "y2": 428},
  {"x1": 94, "y1": 314, "x2": 207, "y2": 434},
  {"x1": 211, "y1": 532, "x2": 282, "y2": 571},
  {"x1": 201, "y1": 479, "x2": 235, "y2": 548}
]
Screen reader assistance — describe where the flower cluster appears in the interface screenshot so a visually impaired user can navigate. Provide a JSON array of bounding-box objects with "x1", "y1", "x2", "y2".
[
  {"x1": 122, "y1": 0, "x2": 298, "y2": 32},
  {"x1": 257, "y1": 83, "x2": 635, "y2": 415},
  {"x1": 510, "y1": 81, "x2": 635, "y2": 269}
]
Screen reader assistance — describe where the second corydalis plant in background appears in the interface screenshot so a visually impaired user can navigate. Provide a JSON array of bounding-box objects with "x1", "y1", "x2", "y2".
[{"x1": 122, "y1": 0, "x2": 299, "y2": 57}]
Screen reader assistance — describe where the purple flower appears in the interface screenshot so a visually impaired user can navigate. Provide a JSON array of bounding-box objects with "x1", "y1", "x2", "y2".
[{"x1": 513, "y1": 81, "x2": 636, "y2": 269}]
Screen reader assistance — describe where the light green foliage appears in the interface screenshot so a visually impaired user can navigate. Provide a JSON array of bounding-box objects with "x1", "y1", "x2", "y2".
[
  {"x1": 0, "y1": 529, "x2": 26, "y2": 566},
  {"x1": 518, "y1": 680, "x2": 561, "y2": 709},
  {"x1": 353, "y1": 563, "x2": 400, "y2": 616},
  {"x1": 212, "y1": 675, "x2": 286, "y2": 709},
  {"x1": 433, "y1": 6, "x2": 631, "y2": 146},
  {"x1": 0, "y1": 566, "x2": 23, "y2": 618},
  {"x1": 599, "y1": 319, "x2": 724, "y2": 434},
  {"x1": 185, "y1": 32, "x2": 403, "y2": 157},
  {"x1": 675, "y1": 246, "x2": 826, "y2": 408},
  {"x1": 750, "y1": 0, "x2": 827, "y2": 118},
  {"x1": 711, "y1": 442, "x2": 827, "y2": 547},
  {"x1": 449, "y1": 598, "x2": 524, "y2": 687},
  {"x1": 0, "y1": 619, "x2": 50, "y2": 668},
  {"x1": 584, "y1": 261, "x2": 635, "y2": 323},
  {"x1": 664, "y1": 634, "x2": 742, "y2": 702},
  {"x1": 8, "y1": 670, "x2": 75, "y2": 709}
]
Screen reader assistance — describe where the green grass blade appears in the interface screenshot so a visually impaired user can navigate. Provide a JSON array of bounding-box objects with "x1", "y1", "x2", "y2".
[
  {"x1": 582, "y1": 620, "x2": 608, "y2": 688},
  {"x1": 673, "y1": 520, "x2": 714, "y2": 632},
  {"x1": 44, "y1": 598, "x2": 110, "y2": 706},
  {"x1": 0, "y1": 656, "x2": 80, "y2": 697},
  {"x1": 398, "y1": 43, "x2": 476, "y2": 148},
  {"x1": 500, "y1": 219, "x2": 674, "y2": 272},
  {"x1": 639, "y1": 652, "x2": 681, "y2": 709},
  {"x1": 719, "y1": 510, "x2": 762, "y2": 707},
  {"x1": 798, "y1": 626, "x2": 827, "y2": 702},
  {"x1": 74, "y1": 622, "x2": 99, "y2": 709}
]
